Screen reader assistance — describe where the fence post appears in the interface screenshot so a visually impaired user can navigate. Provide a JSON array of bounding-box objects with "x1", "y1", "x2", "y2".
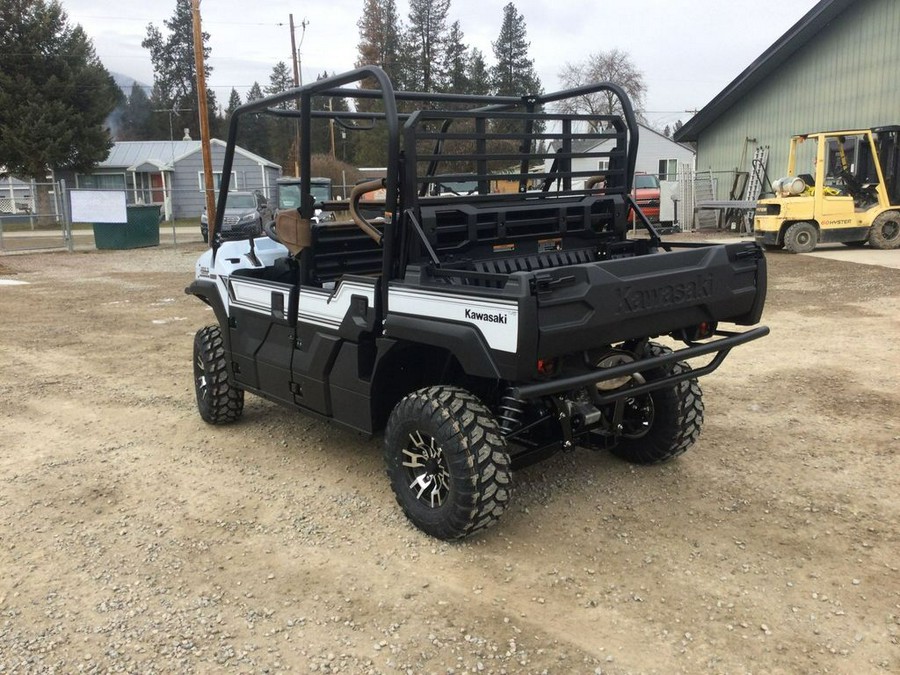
[{"x1": 59, "y1": 179, "x2": 73, "y2": 252}]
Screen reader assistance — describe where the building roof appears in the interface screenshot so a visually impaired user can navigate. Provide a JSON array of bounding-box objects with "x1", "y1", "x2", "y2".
[
  {"x1": 99, "y1": 139, "x2": 280, "y2": 171},
  {"x1": 550, "y1": 122, "x2": 694, "y2": 153},
  {"x1": 674, "y1": 0, "x2": 855, "y2": 143}
]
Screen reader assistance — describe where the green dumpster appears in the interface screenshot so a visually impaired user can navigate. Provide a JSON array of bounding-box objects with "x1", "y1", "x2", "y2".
[{"x1": 93, "y1": 205, "x2": 161, "y2": 249}]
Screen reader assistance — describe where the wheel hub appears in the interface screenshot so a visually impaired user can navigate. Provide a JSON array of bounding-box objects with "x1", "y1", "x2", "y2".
[
  {"x1": 619, "y1": 394, "x2": 655, "y2": 439},
  {"x1": 195, "y1": 354, "x2": 208, "y2": 396},
  {"x1": 402, "y1": 431, "x2": 450, "y2": 508}
]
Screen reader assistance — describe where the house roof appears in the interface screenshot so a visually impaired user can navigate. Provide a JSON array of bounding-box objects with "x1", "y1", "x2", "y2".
[
  {"x1": 100, "y1": 139, "x2": 280, "y2": 171},
  {"x1": 550, "y1": 122, "x2": 694, "y2": 153},
  {"x1": 674, "y1": 0, "x2": 855, "y2": 143}
]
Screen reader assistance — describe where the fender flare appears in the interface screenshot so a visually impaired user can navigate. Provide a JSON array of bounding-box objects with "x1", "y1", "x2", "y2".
[
  {"x1": 383, "y1": 314, "x2": 501, "y2": 380},
  {"x1": 185, "y1": 279, "x2": 231, "y2": 351}
]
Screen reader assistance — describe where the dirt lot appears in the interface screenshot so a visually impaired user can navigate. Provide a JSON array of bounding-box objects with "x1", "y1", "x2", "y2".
[{"x1": 1, "y1": 240, "x2": 898, "y2": 674}]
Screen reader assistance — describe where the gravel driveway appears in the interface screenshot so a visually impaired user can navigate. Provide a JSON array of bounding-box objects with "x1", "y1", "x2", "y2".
[{"x1": 1, "y1": 241, "x2": 898, "y2": 673}]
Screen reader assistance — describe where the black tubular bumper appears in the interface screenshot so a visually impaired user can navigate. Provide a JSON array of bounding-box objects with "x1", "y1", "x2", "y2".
[{"x1": 509, "y1": 326, "x2": 770, "y2": 404}]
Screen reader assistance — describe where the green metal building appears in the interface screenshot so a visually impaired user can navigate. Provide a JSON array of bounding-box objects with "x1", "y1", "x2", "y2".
[{"x1": 675, "y1": 0, "x2": 900, "y2": 198}]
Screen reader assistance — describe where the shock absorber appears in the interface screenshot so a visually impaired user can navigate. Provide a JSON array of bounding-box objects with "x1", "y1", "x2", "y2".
[{"x1": 497, "y1": 390, "x2": 526, "y2": 436}]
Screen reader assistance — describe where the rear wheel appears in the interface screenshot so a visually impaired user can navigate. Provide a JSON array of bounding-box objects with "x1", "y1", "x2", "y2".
[
  {"x1": 610, "y1": 343, "x2": 704, "y2": 465},
  {"x1": 384, "y1": 386, "x2": 511, "y2": 540},
  {"x1": 193, "y1": 325, "x2": 244, "y2": 424},
  {"x1": 869, "y1": 211, "x2": 900, "y2": 249},
  {"x1": 783, "y1": 221, "x2": 818, "y2": 254}
]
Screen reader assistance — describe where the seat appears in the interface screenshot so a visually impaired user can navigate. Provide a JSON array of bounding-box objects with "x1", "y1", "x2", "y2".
[{"x1": 275, "y1": 209, "x2": 311, "y2": 256}]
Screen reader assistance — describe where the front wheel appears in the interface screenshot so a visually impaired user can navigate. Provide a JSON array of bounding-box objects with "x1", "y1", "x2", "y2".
[
  {"x1": 384, "y1": 386, "x2": 512, "y2": 540},
  {"x1": 193, "y1": 325, "x2": 244, "y2": 424},
  {"x1": 783, "y1": 221, "x2": 818, "y2": 254},
  {"x1": 610, "y1": 343, "x2": 704, "y2": 465},
  {"x1": 869, "y1": 211, "x2": 900, "y2": 249}
]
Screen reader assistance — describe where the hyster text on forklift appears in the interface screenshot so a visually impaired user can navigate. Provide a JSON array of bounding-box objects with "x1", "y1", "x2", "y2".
[
  {"x1": 755, "y1": 126, "x2": 900, "y2": 253},
  {"x1": 187, "y1": 66, "x2": 769, "y2": 540}
]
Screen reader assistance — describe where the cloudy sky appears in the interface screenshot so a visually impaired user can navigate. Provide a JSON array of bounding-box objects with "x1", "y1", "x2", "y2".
[{"x1": 61, "y1": 0, "x2": 821, "y2": 130}]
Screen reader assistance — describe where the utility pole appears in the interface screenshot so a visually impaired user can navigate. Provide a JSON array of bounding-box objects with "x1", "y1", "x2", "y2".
[
  {"x1": 289, "y1": 15, "x2": 308, "y2": 176},
  {"x1": 192, "y1": 0, "x2": 216, "y2": 242}
]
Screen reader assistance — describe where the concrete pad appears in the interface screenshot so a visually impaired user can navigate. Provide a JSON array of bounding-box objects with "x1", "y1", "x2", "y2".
[
  {"x1": 674, "y1": 234, "x2": 900, "y2": 270},
  {"x1": 803, "y1": 246, "x2": 900, "y2": 269}
]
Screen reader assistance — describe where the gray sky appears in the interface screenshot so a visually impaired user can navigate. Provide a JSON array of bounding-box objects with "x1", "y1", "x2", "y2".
[{"x1": 61, "y1": 0, "x2": 820, "y2": 130}]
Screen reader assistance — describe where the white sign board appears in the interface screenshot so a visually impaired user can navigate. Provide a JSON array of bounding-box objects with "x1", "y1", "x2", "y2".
[{"x1": 70, "y1": 190, "x2": 128, "y2": 223}]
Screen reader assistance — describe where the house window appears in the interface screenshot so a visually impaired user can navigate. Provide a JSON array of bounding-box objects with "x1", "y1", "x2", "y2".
[
  {"x1": 598, "y1": 159, "x2": 610, "y2": 172},
  {"x1": 77, "y1": 173, "x2": 127, "y2": 190},
  {"x1": 198, "y1": 172, "x2": 237, "y2": 192},
  {"x1": 658, "y1": 159, "x2": 677, "y2": 181}
]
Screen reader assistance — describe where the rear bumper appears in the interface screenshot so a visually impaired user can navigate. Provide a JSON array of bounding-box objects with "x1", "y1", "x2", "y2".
[{"x1": 511, "y1": 325, "x2": 769, "y2": 402}]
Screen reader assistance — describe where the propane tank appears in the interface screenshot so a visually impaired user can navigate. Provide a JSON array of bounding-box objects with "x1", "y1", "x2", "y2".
[{"x1": 773, "y1": 176, "x2": 806, "y2": 197}]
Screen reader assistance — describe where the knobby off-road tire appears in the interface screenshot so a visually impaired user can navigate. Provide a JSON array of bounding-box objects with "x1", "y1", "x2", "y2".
[
  {"x1": 869, "y1": 211, "x2": 900, "y2": 250},
  {"x1": 610, "y1": 343, "x2": 704, "y2": 465},
  {"x1": 783, "y1": 221, "x2": 818, "y2": 254},
  {"x1": 384, "y1": 386, "x2": 512, "y2": 540},
  {"x1": 193, "y1": 325, "x2": 244, "y2": 424}
]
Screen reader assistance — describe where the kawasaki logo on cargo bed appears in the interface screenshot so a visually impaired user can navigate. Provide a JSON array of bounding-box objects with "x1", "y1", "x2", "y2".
[
  {"x1": 617, "y1": 274, "x2": 713, "y2": 313},
  {"x1": 464, "y1": 308, "x2": 508, "y2": 324}
]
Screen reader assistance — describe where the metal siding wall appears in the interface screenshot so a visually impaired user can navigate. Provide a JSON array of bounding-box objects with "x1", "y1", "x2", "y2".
[{"x1": 695, "y1": 0, "x2": 900, "y2": 197}]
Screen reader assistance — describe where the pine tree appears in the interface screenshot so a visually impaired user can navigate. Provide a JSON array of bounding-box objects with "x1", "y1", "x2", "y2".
[
  {"x1": 404, "y1": 0, "x2": 451, "y2": 92},
  {"x1": 265, "y1": 62, "x2": 297, "y2": 171},
  {"x1": 0, "y1": 0, "x2": 123, "y2": 220},
  {"x1": 142, "y1": 0, "x2": 214, "y2": 141},
  {"x1": 467, "y1": 48, "x2": 491, "y2": 96},
  {"x1": 441, "y1": 21, "x2": 468, "y2": 94},
  {"x1": 491, "y1": 3, "x2": 541, "y2": 97},
  {"x1": 266, "y1": 62, "x2": 294, "y2": 103},
  {"x1": 225, "y1": 88, "x2": 242, "y2": 117},
  {"x1": 121, "y1": 83, "x2": 154, "y2": 140},
  {"x1": 239, "y1": 82, "x2": 269, "y2": 159},
  {"x1": 356, "y1": 0, "x2": 404, "y2": 88}
]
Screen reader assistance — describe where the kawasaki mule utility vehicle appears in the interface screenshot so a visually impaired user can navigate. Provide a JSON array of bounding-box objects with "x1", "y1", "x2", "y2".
[
  {"x1": 755, "y1": 127, "x2": 900, "y2": 253},
  {"x1": 188, "y1": 67, "x2": 768, "y2": 540}
]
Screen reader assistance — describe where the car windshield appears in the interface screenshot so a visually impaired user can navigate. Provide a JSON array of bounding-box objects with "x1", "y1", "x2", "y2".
[
  {"x1": 225, "y1": 193, "x2": 257, "y2": 209},
  {"x1": 278, "y1": 182, "x2": 331, "y2": 209},
  {"x1": 634, "y1": 175, "x2": 660, "y2": 189}
]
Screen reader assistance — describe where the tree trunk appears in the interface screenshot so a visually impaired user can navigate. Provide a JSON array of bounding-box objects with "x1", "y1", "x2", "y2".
[{"x1": 32, "y1": 178, "x2": 59, "y2": 228}]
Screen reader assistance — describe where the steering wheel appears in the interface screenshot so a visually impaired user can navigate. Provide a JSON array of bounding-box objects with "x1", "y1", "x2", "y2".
[{"x1": 263, "y1": 219, "x2": 283, "y2": 245}]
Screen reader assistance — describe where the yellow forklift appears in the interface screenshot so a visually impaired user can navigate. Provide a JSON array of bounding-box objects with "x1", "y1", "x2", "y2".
[{"x1": 754, "y1": 126, "x2": 900, "y2": 253}]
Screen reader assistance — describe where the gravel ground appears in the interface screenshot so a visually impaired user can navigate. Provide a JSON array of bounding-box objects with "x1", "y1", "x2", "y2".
[{"x1": 0, "y1": 239, "x2": 898, "y2": 674}]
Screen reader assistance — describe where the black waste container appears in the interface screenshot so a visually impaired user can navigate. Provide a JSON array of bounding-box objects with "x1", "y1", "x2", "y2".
[{"x1": 93, "y1": 205, "x2": 161, "y2": 249}]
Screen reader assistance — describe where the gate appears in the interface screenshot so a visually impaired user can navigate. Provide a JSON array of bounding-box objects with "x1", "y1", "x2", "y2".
[{"x1": 0, "y1": 180, "x2": 72, "y2": 253}]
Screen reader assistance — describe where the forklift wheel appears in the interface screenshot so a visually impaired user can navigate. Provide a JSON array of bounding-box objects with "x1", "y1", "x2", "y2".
[
  {"x1": 869, "y1": 212, "x2": 900, "y2": 250},
  {"x1": 783, "y1": 222, "x2": 818, "y2": 254}
]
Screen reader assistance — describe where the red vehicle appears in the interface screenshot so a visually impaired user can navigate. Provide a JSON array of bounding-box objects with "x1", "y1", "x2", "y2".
[{"x1": 629, "y1": 173, "x2": 661, "y2": 223}]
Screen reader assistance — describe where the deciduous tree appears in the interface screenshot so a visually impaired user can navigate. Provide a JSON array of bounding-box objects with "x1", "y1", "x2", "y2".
[{"x1": 557, "y1": 48, "x2": 646, "y2": 125}]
